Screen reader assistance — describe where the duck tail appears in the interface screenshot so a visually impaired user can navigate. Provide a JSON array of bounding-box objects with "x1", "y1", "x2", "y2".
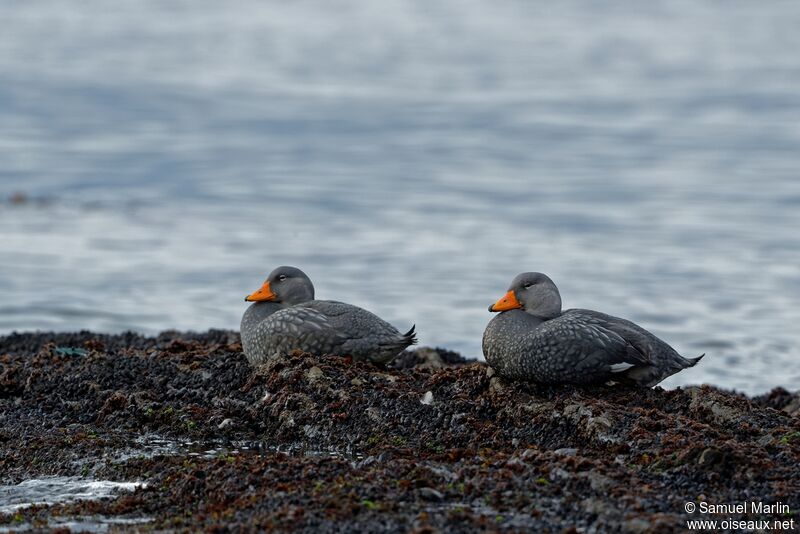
[
  {"x1": 687, "y1": 353, "x2": 705, "y2": 366},
  {"x1": 402, "y1": 324, "x2": 418, "y2": 346},
  {"x1": 377, "y1": 325, "x2": 417, "y2": 353}
]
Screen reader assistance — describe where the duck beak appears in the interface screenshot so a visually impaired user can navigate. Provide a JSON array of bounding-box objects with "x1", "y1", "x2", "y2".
[
  {"x1": 245, "y1": 281, "x2": 277, "y2": 302},
  {"x1": 489, "y1": 290, "x2": 521, "y2": 312}
]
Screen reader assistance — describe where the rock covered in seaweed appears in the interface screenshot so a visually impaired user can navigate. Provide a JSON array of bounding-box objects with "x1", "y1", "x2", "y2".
[{"x1": 0, "y1": 331, "x2": 797, "y2": 532}]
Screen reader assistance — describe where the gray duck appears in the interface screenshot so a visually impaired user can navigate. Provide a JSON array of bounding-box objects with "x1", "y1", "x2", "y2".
[
  {"x1": 483, "y1": 272, "x2": 703, "y2": 386},
  {"x1": 241, "y1": 266, "x2": 416, "y2": 366}
]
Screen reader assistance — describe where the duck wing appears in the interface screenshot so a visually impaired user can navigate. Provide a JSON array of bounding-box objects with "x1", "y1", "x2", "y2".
[
  {"x1": 568, "y1": 309, "x2": 703, "y2": 386},
  {"x1": 259, "y1": 305, "x2": 349, "y2": 357},
  {"x1": 482, "y1": 309, "x2": 645, "y2": 382},
  {"x1": 304, "y1": 300, "x2": 416, "y2": 362},
  {"x1": 548, "y1": 310, "x2": 652, "y2": 376}
]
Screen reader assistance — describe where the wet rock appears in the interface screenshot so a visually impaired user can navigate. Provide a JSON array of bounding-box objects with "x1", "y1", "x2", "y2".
[
  {"x1": 623, "y1": 517, "x2": 653, "y2": 533},
  {"x1": 370, "y1": 372, "x2": 397, "y2": 383},
  {"x1": 418, "y1": 487, "x2": 444, "y2": 502},
  {"x1": 217, "y1": 418, "x2": 233, "y2": 430},
  {"x1": 553, "y1": 448, "x2": 578, "y2": 456},
  {"x1": 583, "y1": 471, "x2": 615, "y2": 492},
  {"x1": 365, "y1": 407, "x2": 383, "y2": 424},
  {"x1": 0, "y1": 330, "x2": 798, "y2": 533},
  {"x1": 306, "y1": 366, "x2": 325, "y2": 382},
  {"x1": 0, "y1": 367, "x2": 23, "y2": 398},
  {"x1": 757, "y1": 434, "x2": 774, "y2": 446},
  {"x1": 689, "y1": 386, "x2": 746, "y2": 425},
  {"x1": 489, "y1": 376, "x2": 504, "y2": 392},
  {"x1": 752, "y1": 387, "x2": 799, "y2": 414},
  {"x1": 390, "y1": 346, "x2": 469, "y2": 370},
  {"x1": 98, "y1": 392, "x2": 128, "y2": 419},
  {"x1": 550, "y1": 467, "x2": 572, "y2": 481},
  {"x1": 563, "y1": 402, "x2": 620, "y2": 444},
  {"x1": 409, "y1": 348, "x2": 445, "y2": 369},
  {"x1": 581, "y1": 497, "x2": 616, "y2": 516},
  {"x1": 698, "y1": 447, "x2": 723, "y2": 467},
  {"x1": 782, "y1": 393, "x2": 800, "y2": 416}
]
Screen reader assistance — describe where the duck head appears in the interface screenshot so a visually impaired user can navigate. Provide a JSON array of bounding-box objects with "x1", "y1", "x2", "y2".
[
  {"x1": 245, "y1": 266, "x2": 315, "y2": 305},
  {"x1": 488, "y1": 272, "x2": 562, "y2": 319}
]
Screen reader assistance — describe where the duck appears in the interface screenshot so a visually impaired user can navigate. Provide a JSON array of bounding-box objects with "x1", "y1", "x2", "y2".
[
  {"x1": 240, "y1": 266, "x2": 416, "y2": 366},
  {"x1": 482, "y1": 272, "x2": 703, "y2": 386}
]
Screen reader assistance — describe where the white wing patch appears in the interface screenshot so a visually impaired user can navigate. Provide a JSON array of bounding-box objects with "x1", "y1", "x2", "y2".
[{"x1": 609, "y1": 362, "x2": 635, "y2": 373}]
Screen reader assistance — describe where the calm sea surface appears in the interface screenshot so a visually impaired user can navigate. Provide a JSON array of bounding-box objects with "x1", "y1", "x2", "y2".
[{"x1": 1, "y1": 1, "x2": 799, "y2": 393}]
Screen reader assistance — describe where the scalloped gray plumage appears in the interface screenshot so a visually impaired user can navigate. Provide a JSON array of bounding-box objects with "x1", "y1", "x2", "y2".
[
  {"x1": 483, "y1": 272, "x2": 703, "y2": 386},
  {"x1": 241, "y1": 266, "x2": 416, "y2": 366}
]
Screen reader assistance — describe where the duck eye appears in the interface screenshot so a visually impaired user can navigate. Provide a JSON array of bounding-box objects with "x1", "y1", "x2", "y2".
[
  {"x1": 278, "y1": 275, "x2": 287, "y2": 282},
  {"x1": 523, "y1": 283, "x2": 532, "y2": 289}
]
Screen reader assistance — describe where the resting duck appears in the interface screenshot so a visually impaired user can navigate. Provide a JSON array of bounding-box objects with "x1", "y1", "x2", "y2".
[
  {"x1": 482, "y1": 272, "x2": 703, "y2": 386},
  {"x1": 240, "y1": 266, "x2": 416, "y2": 366}
]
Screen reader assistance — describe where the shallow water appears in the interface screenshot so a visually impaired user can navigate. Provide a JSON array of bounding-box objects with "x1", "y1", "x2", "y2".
[
  {"x1": 1, "y1": 1, "x2": 799, "y2": 393},
  {"x1": 0, "y1": 516, "x2": 151, "y2": 534},
  {"x1": 0, "y1": 477, "x2": 145, "y2": 515},
  {"x1": 0, "y1": 440, "x2": 360, "y2": 529},
  {"x1": 119, "y1": 435, "x2": 361, "y2": 463}
]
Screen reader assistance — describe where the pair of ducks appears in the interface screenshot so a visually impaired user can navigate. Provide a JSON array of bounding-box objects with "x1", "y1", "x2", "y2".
[{"x1": 241, "y1": 266, "x2": 703, "y2": 387}]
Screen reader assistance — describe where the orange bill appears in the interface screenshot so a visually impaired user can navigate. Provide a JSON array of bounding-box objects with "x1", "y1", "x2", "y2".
[
  {"x1": 489, "y1": 290, "x2": 521, "y2": 312},
  {"x1": 245, "y1": 280, "x2": 277, "y2": 302}
]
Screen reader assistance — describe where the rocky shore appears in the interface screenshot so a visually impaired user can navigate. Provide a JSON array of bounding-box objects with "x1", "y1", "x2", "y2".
[{"x1": 1, "y1": 331, "x2": 798, "y2": 532}]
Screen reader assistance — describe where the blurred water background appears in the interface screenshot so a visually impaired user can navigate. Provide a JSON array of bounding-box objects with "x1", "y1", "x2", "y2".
[{"x1": 1, "y1": 1, "x2": 799, "y2": 393}]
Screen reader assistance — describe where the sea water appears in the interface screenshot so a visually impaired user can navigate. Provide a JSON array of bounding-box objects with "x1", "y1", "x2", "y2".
[{"x1": 1, "y1": 1, "x2": 799, "y2": 393}]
